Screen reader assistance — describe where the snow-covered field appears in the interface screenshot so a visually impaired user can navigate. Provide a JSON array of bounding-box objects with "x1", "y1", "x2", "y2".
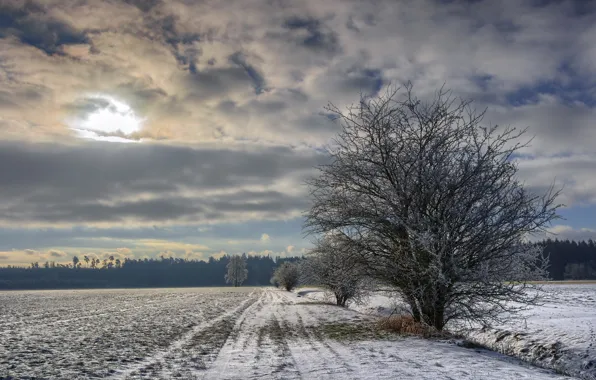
[
  {"x1": 0, "y1": 287, "x2": 580, "y2": 379},
  {"x1": 300, "y1": 284, "x2": 596, "y2": 380}
]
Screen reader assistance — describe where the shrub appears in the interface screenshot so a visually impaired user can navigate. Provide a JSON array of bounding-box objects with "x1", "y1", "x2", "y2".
[{"x1": 272, "y1": 262, "x2": 300, "y2": 291}]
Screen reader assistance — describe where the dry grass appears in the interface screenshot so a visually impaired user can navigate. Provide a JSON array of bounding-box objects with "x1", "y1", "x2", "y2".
[
  {"x1": 317, "y1": 321, "x2": 390, "y2": 341},
  {"x1": 376, "y1": 315, "x2": 449, "y2": 339}
]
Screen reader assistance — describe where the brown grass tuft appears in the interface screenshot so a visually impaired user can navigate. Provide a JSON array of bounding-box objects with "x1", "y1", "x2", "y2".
[{"x1": 376, "y1": 315, "x2": 447, "y2": 339}]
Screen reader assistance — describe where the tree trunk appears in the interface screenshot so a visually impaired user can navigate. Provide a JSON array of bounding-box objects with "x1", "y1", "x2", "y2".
[
  {"x1": 421, "y1": 302, "x2": 445, "y2": 331},
  {"x1": 404, "y1": 294, "x2": 421, "y2": 322}
]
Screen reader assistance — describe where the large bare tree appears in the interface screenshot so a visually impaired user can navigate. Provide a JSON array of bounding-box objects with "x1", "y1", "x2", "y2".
[{"x1": 304, "y1": 83, "x2": 562, "y2": 330}]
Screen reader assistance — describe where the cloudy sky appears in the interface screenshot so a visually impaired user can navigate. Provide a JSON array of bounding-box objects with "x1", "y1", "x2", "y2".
[{"x1": 0, "y1": 0, "x2": 595, "y2": 266}]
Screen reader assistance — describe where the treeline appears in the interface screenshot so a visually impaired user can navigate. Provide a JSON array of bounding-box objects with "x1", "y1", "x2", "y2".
[
  {"x1": 0, "y1": 255, "x2": 302, "y2": 290},
  {"x1": 0, "y1": 238, "x2": 594, "y2": 290},
  {"x1": 541, "y1": 239, "x2": 596, "y2": 280}
]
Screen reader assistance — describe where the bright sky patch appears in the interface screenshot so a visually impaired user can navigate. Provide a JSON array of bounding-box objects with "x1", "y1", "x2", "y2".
[{"x1": 68, "y1": 95, "x2": 144, "y2": 143}]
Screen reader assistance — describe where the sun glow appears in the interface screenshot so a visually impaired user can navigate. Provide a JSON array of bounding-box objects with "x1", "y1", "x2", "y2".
[{"x1": 68, "y1": 95, "x2": 145, "y2": 143}]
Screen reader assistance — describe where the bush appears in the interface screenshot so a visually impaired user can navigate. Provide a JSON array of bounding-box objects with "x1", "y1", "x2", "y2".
[
  {"x1": 301, "y1": 235, "x2": 369, "y2": 307},
  {"x1": 272, "y1": 262, "x2": 300, "y2": 291}
]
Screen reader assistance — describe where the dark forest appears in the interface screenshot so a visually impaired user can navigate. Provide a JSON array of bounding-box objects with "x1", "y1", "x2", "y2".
[
  {"x1": 0, "y1": 254, "x2": 301, "y2": 290},
  {"x1": 0, "y1": 239, "x2": 595, "y2": 290}
]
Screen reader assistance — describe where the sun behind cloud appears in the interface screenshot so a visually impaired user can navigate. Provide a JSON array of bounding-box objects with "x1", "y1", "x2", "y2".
[{"x1": 65, "y1": 94, "x2": 145, "y2": 143}]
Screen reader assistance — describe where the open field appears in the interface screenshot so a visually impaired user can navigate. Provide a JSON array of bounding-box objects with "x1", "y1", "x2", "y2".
[
  {"x1": 0, "y1": 287, "x2": 580, "y2": 379},
  {"x1": 300, "y1": 284, "x2": 596, "y2": 380}
]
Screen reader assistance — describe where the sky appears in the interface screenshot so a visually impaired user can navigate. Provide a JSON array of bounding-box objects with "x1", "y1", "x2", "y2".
[{"x1": 0, "y1": 0, "x2": 595, "y2": 266}]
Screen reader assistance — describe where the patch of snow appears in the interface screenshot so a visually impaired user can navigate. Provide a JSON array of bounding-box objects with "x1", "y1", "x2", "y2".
[{"x1": 298, "y1": 284, "x2": 596, "y2": 380}]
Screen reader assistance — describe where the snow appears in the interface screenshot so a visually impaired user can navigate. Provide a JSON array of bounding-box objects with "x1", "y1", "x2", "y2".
[
  {"x1": 299, "y1": 284, "x2": 596, "y2": 380},
  {"x1": 469, "y1": 284, "x2": 596, "y2": 380},
  {"x1": 0, "y1": 287, "x2": 580, "y2": 379}
]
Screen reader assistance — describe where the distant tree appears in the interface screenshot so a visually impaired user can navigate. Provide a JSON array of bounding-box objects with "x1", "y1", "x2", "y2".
[
  {"x1": 225, "y1": 254, "x2": 248, "y2": 287},
  {"x1": 115, "y1": 258, "x2": 121, "y2": 268},
  {"x1": 273, "y1": 262, "x2": 300, "y2": 291},
  {"x1": 83, "y1": 255, "x2": 90, "y2": 268},
  {"x1": 72, "y1": 256, "x2": 80, "y2": 269},
  {"x1": 564, "y1": 262, "x2": 596, "y2": 280},
  {"x1": 305, "y1": 83, "x2": 562, "y2": 330},
  {"x1": 302, "y1": 235, "x2": 369, "y2": 306},
  {"x1": 564, "y1": 263, "x2": 585, "y2": 280}
]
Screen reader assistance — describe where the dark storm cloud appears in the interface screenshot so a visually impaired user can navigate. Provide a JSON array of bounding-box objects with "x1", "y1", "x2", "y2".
[
  {"x1": 140, "y1": 12, "x2": 203, "y2": 69},
  {"x1": 114, "y1": 79, "x2": 169, "y2": 113},
  {"x1": 186, "y1": 66, "x2": 258, "y2": 100},
  {"x1": 342, "y1": 68, "x2": 384, "y2": 97},
  {"x1": 0, "y1": 1, "x2": 89, "y2": 55},
  {"x1": 228, "y1": 52, "x2": 266, "y2": 95},
  {"x1": 122, "y1": 0, "x2": 163, "y2": 13},
  {"x1": 0, "y1": 141, "x2": 327, "y2": 225},
  {"x1": 281, "y1": 16, "x2": 341, "y2": 54}
]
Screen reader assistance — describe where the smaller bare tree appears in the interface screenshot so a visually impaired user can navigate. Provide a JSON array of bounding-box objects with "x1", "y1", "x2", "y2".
[
  {"x1": 273, "y1": 262, "x2": 300, "y2": 291},
  {"x1": 302, "y1": 235, "x2": 369, "y2": 306},
  {"x1": 225, "y1": 254, "x2": 248, "y2": 287}
]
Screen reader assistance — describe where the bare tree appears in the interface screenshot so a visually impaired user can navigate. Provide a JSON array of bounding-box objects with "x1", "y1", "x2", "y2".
[
  {"x1": 304, "y1": 83, "x2": 562, "y2": 330},
  {"x1": 225, "y1": 254, "x2": 248, "y2": 287},
  {"x1": 272, "y1": 262, "x2": 300, "y2": 291},
  {"x1": 302, "y1": 235, "x2": 369, "y2": 306}
]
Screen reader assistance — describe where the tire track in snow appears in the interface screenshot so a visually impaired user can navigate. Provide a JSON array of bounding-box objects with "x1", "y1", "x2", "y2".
[
  {"x1": 271, "y1": 290, "x2": 357, "y2": 379},
  {"x1": 111, "y1": 290, "x2": 259, "y2": 379},
  {"x1": 203, "y1": 289, "x2": 301, "y2": 379}
]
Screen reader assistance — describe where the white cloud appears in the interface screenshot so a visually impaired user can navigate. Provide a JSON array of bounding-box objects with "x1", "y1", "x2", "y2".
[
  {"x1": 260, "y1": 233, "x2": 271, "y2": 243},
  {"x1": 535, "y1": 225, "x2": 596, "y2": 242}
]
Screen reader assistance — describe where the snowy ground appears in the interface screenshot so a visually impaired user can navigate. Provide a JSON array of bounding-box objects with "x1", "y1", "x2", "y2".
[
  {"x1": 300, "y1": 284, "x2": 596, "y2": 380},
  {"x1": 0, "y1": 287, "x2": 580, "y2": 379}
]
